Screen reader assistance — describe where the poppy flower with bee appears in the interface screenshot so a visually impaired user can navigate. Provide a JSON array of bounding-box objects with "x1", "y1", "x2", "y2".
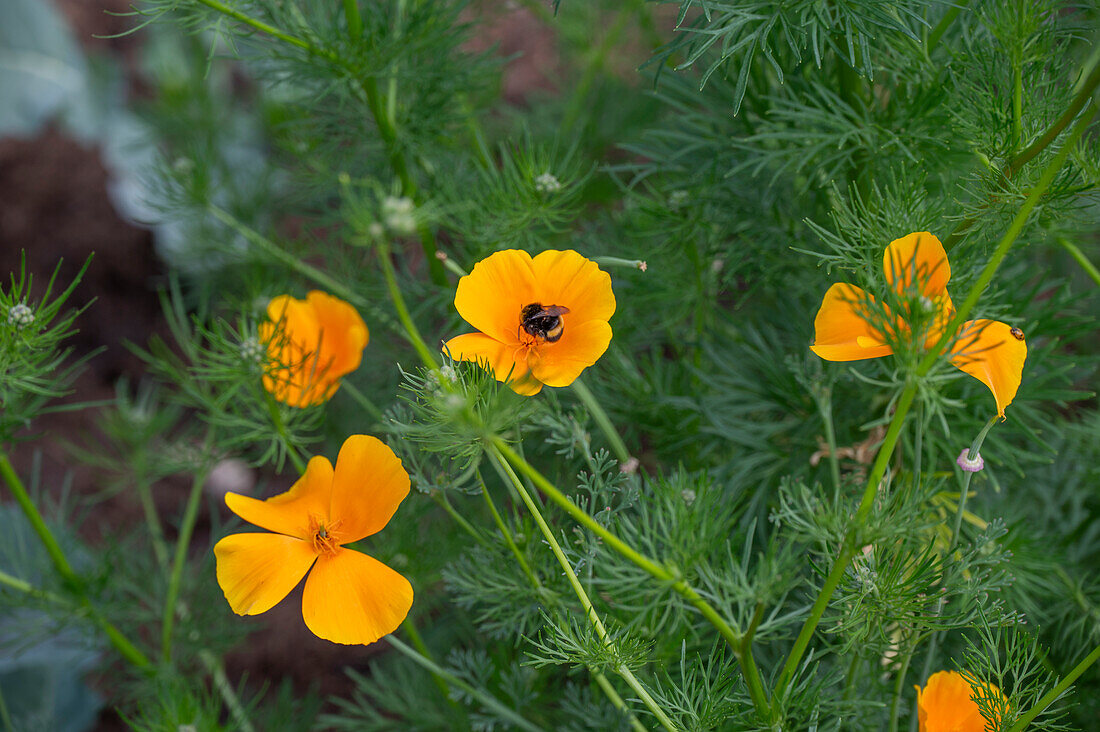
[{"x1": 445, "y1": 249, "x2": 615, "y2": 395}]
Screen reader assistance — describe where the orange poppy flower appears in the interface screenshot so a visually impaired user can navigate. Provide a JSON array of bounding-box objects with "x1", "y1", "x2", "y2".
[
  {"x1": 810, "y1": 232, "x2": 1027, "y2": 418},
  {"x1": 445, "y1": 249, "x2": 616, "y2": 395},
  {"x1": 213, "y1": 435, "x2": 413, "y2": 645},
  {"x1": 915, "y1": 670, "x2": 1004, "y2": 732},
  {"x1": 259, "y1": 291, "x2": 369, "y2": 407}
]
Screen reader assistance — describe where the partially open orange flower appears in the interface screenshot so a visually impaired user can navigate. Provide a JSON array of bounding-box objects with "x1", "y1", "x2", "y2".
[
  {"x1": 915, "y1": 670, "x2": 1005, "y2": 732},
  {"x1": 445, "y1": 249, "x2": 616, "y2": 395},
  {"x1": 810, "y1": 232, "x2": 1027, "y2": 418},
  {"x1": 213, "y1": 435, "x2": 413, "y2": 645},
  {"x1": 259, "y1": 291, "x2": 369, "y2": 407}
]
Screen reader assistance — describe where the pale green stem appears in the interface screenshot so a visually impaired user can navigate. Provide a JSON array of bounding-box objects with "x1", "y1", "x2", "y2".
[
  {"x1": 438, "y1": 253, "x2": 470, "y2": 279},
  {"x1": 0, "y1": 452, "x2": 151, "y2": 669},
  {"x1": 571, "y1": 378, "x2": 631, "y2": 464},
  {"x1": 591, "y1": 257, "x2": 648, "y2": 272},
  {"x1": 431, "y1": 491, "x2": 489, "y2": 548},
  {"x1": 561, "y1": 0, "x2": 646, "y2": 131},
  {"x1": 199, "y1": 649, "x2": 255, "y2": 732},
  {"x1": 339, "y1": 380, "x2": 385, "y2": 422},
  {"x1": 1007, "y1": 644, "x2": 1100, "y2": 732},
  {"x1": 402, "y1": 617, "x2": 463, "y2": 718},
  {"x1": 594, "y1": 672, "x2": 649, "y2": 732},
  {"x1": 925, "y1": 1, "x2": 969, "y2": 53},
  {"x1": 478, "y1": 471, "x2": 541, "y2": 589},
  {"x1": 491, "y1": 437, "x2": 771, "y2": 714},
  {"x1": 162, "y1": 442, "x2": 214, "y2": 663},
  {"x1": 775, "y1": 103, "x2": 1098, "y2": 707},
  {"x1": 136, "y1": 476, "x2": 170, "y2": 569},
  {"x1": 385, "y1": 635, "x2": 542, "y2": 732},
  {"x1": 0, "y1": 569, "x2": 65, "y2": 604},
  {"x1": 816, "y1": 385, "x2": 842, "y2": 490},
  {"x1": 1012, "y1": 59, "x2": 1024, "y2": 151},
  {"x1": 266, "y1": 395, "x2": 307, "y2": 475},
  {"x1": 193, "y1": 0, "x2": 337, "y2": 59},
  {"x1": 375, "y1": 237, "x2": 442, "y2": 372},
  {"x1": 489, "y1": 448, "x2": 677, "y2": 731},
  {"x1": 888, "y1": 632, "x2": 917, "y2": 732},
  {"x1": 1058, "y1": 237, "x2": 1100, "y2": 288}
]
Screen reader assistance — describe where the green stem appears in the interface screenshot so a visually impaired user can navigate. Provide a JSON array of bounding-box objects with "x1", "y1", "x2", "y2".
[
  {"x1": 266, "y1": 395, "x2": 307, "y2": 475},
  {"x1": 1058, "y1": 237, "x2": 1100, "y2": 288},
  {"x1": 490, "y1": 439, "x2": 771, "y2": 716},
  {"x1": 0, "y1": 452, "x2": 151, "y2": 669},
  {"x1": 593, "y1": 672, "x2": 649, "y2": 732},
  {"x1": 571, "y1": 378, "x2": 631, "y2": 464},
  {"x1": 162, "y1": 445, "x2": 214, "y2": 662},
  {"x1": 1012, "y1": 58, "x2": 1024, "y2": 151},
  {"x1": 431, "y1": 491, "x2": 488, "y2": 548},
  {"x1": 479, "y1": 472, "x2": 540, "y2": 589},
  {"x1": 591, "y1": 257, "x2": 648, "y2": 272},
  {"x1": 199, "y1": 649, "x2": 255, "y2": 732},
  {"x1": 489, "y1": 449, "x2": 677, "y2": 731},
  {"x1": 561, "y1": 0, "x2": 645, "y2": 131},
  {"x1": 0, "y1": 569, "x2": 65, "y2": 604},
  {"x1": 925, "y1": 1, "x2": 969, "y2": 53},
  {"x1": 339, "y1": 380, "x2": 385, "y2": 422},
  {"x1": 192, "y1": 0, "x2": 337, "y2": 59},
  {"x1": 385, "y1": 635, "x2": 543, "y2": 732},
  {"x1": 887, "y1": 632, "x2": 917, "y2": 732},
  {"x1": 136, "y1": 476, "x2": 170, "y2": 570},
  {"x1": 1006, "y1": 644, "x2": 1100, "y2": 732},
  {"x1": 376, "y1": 237, "x2": 441, "y2": 372},
  {"x1": 402, "y1": 617, "x2": 464, "y2": 720},
  {"x1": 817, "y1": 386, "x2": 842, "y2": 490},
  {"x1": 341, "y1": 0, "x2": 362, "y2": 40}
]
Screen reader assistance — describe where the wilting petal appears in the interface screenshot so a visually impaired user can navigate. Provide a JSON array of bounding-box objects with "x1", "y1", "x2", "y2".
[
  {"x1": 301, "y1": 548, "x2": 413, "y2": 645},
  {"x1": 915, "y1": 670, "x2": 1003, "y2": 732},
  {"x1": 330, "y1": 435, "x2": 411, "y2": 543},
  {"x1": 528, "y1": 319, "x2": 612, "y2": 388},
  {"x1": 225, "y1": 456, "x2": 335, "y2": 538},
  {"x1": 810, "y1": 283, "x2": 896, "y2": 362},
  {"x1": 454, "y1": 250, "x2": 537, "y2": 345},
  {"x1": 445, "y1": 332, "x2": 542, "y2": 394},
  {"x1": 884, "y1": 232, "x2": 951, "y2": 298},
  {"x1": 530, "y1": 250, "x2": 616, "y2": 325},
  {"x1": 949, "y1": 320, "x2": 1027, "y2": 418},
  {"x1": 214, "y1": 533, "x2": 317, "y2": 615}
]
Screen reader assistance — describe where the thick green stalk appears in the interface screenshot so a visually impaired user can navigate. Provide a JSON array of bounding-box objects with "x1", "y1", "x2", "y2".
[
  {"x1": 162, "y1": 447, "x2": 214, "y2": 663},
  {"x1": 571, "y1": 378, "x2": 631, "y2": 464},
  {"x1": 0, "y1": 452, "x2": 151, "y2": 669},
  {"x1": 491, "y1": 439, "x2": 772, "y2": 715},
  {"x1": 1007, "y1": 644, "x2": 1100, "y2": 732},
  {"x1": 490, "y1": 448, "x2": 677, "y2": 731}
]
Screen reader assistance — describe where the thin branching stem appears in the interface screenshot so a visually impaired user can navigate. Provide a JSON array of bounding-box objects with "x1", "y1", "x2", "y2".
[
  {"x1": 773, "y1": 103, "x2": 1095, "y2": 708},
  {"x1": 571, "y1": 378, "x2": 631, "y2": 464},
  {"x1": 1058, "y1": 237, "x2": 1100, "y2": 288},
  {"x1": 198, "y1": 649, "x2": 256, "y2": 732},
  {"x1": 375, "y1": 237, "x2": 442, "y2": 372},
  {"x1": 0, "y1": 452, "x2": 151, "y2": 669},
  {"x1": 489, "y1": 447, "x2": 678, "y2": 731},
  {"x1": 1006, "y1": 644, "x2": 1100, "y2": 732}
]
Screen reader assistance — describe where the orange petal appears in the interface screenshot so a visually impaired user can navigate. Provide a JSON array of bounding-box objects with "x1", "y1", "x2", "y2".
[
  {"x1": 301, "y1": 548, "x2": 413, "y2": 645},
  {"x1": 213, "y1": 532, "x2": 317, "y2": 615},
  {"x1": 529, "y1": 250, "x2": 616, "y2": 325},
  {"x1": 949, "y1": 320, "x2": 1027, "y2": 419},
  {"x1": 915, "y1": 671, "x2": 1002, "y2": 732},
  {"x1": 260, "y1": 292, "x2": 368, "y2": 407},
  {"x1": 810, "y1": 283, "x2": 896, "y2": 362},
  {"x1": 444, "y1": 332, "x2": 542, "y2": 395},
  {"x1": 527, "y1": 319, "x2": 612, "y2": 387},
  {"x1": 883, "y1": 232, "x2": 951, "y2": 298},
  {"x1": 225, "y1": 455, "x2": 335, "y2": 539},
  {"x1": 453, "y1": 250, "x2": 537, "y2": 344},
  {"x1": 330, "y1": 435, "x2": 411, "y2": 543}
]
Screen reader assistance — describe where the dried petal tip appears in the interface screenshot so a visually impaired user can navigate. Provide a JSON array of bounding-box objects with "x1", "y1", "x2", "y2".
[
  {"x1": 620, "y1": 457, "x2": 640, "y2": 475},
  {"x1": 956, "y1": 450, "x2": 984, "y2": 472}
]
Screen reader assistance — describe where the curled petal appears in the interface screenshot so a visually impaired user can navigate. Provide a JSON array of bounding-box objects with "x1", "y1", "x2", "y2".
[
  {"x1": 530, "y1": 250, "x2": 616, "y2": 325},
  {"x1": 810, "y1": 283, "x2": 895, "y2": 362},
  {"x1": 225, "y1": 455, "x2": 334, "y2": 538},
  {"x1": 453, "y1": 250, "x2": 537, "y2": 345},
  {"x1": 260, "y1": 291, "x2": 368, "y2": 407},
  {"x1": 301, "y1": 548, "x2": 413, "y2": 645},
  {"x1": 884, "y1": 232, "x2": 951, "y2": 299},
  {"x1": 330, "y1": 435, "x2": 411, "y2": 544},
  {"x1": 445, "y1": 332, "x2": 542, "y2": 395},
  {"x1": 527, "y1": 319, "x2": 612, "y2": 387},
  {"x1": 949, "y1": 320, "x2": 1027, "y2": 419},
  {"x1": 214, "y1": 533, "x2": 316, "y2": 616}
]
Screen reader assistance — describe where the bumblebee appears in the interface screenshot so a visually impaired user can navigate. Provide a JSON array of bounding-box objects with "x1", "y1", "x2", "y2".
[
  {"x1": 1010, "y1": 327, "x2": 1025, "y2": 341},
  {"x1": 520, "y1": 303, "x2": 570, "y2": 343}
]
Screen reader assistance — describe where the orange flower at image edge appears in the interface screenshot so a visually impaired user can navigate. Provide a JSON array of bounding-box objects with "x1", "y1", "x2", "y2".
[
  {"x1": 213, "y1": 435, "x2": 412, "y2": 645},
  {"x1": 915, "y1": 670, "x2": 1005, "y2": 732},
  {"x1": 259, "y1": 290, "x2": 369, "y2": 407},
  {"x1": 810, "y1": 232, "x2": 1027, "y2": 418},
  {"x1": 445, "y1": 249, "x2": 616, "y2": 395}
]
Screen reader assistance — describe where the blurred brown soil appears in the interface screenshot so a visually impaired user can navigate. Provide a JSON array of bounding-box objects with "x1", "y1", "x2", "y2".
[{"x1": 0, "y1": 1, "x2": 563, "y2": 729}]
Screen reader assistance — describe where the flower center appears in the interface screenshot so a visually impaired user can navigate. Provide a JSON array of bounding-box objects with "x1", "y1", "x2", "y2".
[
  {"x1": 308, "y1": 516, "x2": 344, "y2": 556},
  {"x1": 518, "y1": 303, "x2": 569, "y2": 344}
]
